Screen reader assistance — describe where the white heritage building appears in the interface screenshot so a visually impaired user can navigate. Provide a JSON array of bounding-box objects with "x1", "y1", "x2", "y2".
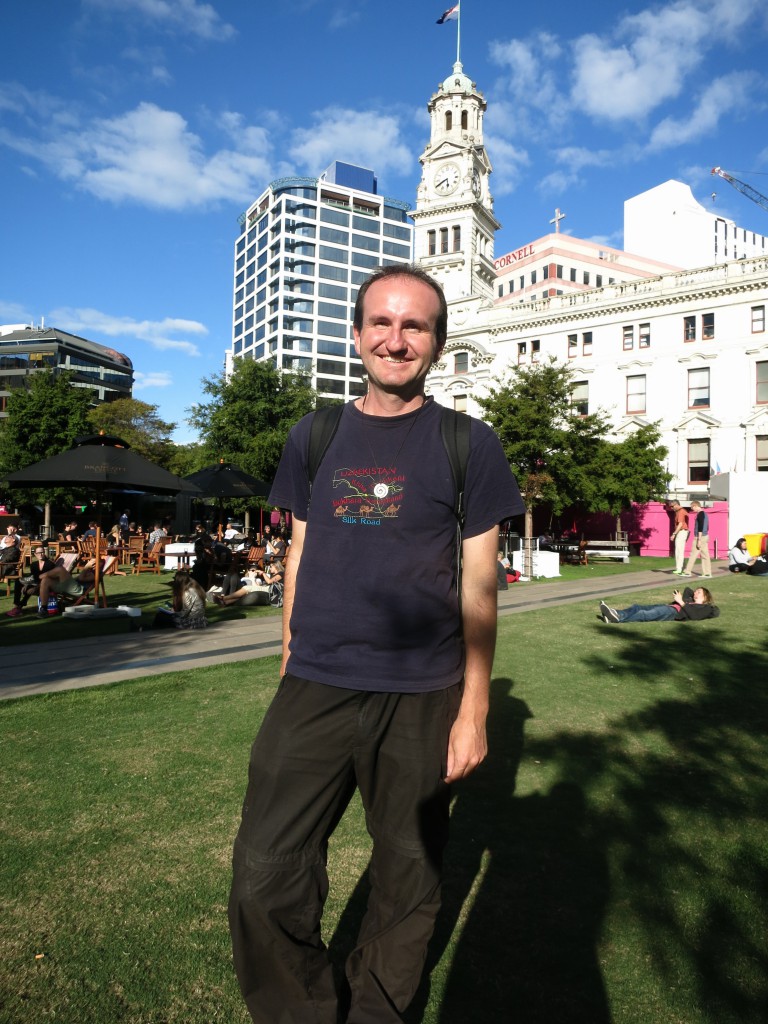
[{"x1": 413, "y1": 62, "x2": 768, "y2": 510}]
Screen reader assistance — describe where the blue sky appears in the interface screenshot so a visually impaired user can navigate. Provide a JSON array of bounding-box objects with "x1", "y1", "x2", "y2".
[{"x1": 2, "y1": 0, "x2": 767, "y2": 444}]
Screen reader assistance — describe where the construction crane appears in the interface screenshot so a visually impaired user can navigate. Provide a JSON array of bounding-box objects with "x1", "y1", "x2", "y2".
[{"x1": 711, "y1": 166, "x2": 768, "y2": 214}]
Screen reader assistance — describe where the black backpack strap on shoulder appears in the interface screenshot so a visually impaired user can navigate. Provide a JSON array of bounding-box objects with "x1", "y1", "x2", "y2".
[
  {"x1": 439, "y1": 406, "x2": 471, "y2": 530},
  {"x1": 440, "y1": 406, "x2": 472, "y2": 601},
  {"x1": 307, "y1": 404, "x2": 345, "y2": 494}
]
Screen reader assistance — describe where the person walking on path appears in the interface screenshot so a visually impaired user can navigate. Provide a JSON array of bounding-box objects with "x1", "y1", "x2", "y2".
[
  {"x1": 227, "y1": 264, "x2": 524, "y2": 1024},
  {"x1": 670, "y1": 500, "x2": 690, "y2": 575},
  {"x1": 682, "y1": 500, "x2": 711, "y2": 577}
]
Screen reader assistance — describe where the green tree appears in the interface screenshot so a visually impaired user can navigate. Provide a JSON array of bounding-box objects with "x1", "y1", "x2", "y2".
[
  {"x1": 87, "y1": 398, "x2": 177, "y2": 468},
  {"x1": 0, "y1": 370, "x2": 93, "y2": 515},
  {"x1": 477, "y1": 359, "x2": 668, "y2": 569},
  {"x1": 188, "y1": 359, "x2": 316, "y2": 483},
  {"x1": 590, "y1": 422, "x2": 671, "y2": 528}
]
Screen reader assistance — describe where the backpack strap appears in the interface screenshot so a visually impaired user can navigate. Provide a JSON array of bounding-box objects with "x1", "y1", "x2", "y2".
[
  {"x1": 439, "y1": 406, "x2": 471, "y2": 530},
  {"x1": 307, "y1": 404, "x2": 345, "y2": 496}
]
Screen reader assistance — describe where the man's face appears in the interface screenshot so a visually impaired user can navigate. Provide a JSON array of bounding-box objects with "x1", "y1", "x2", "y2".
[
  {"x1": 6, "y1": 525, "x2": 16, "y2": 534},
  {"x1": 354, "y1": 276, "x2": 443, "y2": 398}
]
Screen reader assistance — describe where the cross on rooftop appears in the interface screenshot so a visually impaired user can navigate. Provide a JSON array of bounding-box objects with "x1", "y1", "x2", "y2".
[{"x1": 550, "y1": 208, "x2": 566, "y2": 233}]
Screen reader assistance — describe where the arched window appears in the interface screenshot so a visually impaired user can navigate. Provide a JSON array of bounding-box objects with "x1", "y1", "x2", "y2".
[{"x1": 445, "y1": 111, "x2": 452, "y2": 131}]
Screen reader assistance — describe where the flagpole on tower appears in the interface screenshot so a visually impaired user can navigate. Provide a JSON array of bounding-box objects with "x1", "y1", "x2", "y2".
[{"x1": 456, "y1": 0, "x2": 461, "y2": 63}]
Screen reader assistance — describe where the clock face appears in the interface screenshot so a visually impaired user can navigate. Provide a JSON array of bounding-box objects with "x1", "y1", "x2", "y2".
[
  {"x1": 472, "y1": 169, "x2": 481, "y2": 198},
  {"x1": 433, "y1": 163, "x2": 460, "y2": 196}
]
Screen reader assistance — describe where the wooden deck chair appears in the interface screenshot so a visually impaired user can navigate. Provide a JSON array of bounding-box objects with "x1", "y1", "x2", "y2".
[
  {"x1": 246, "y1": 545, "x2": 266, "y2": 570},
  {"x1": 58, "y1": 556, "x2": 117, "y2": 609},
  {"x1": 133, "y1": 539, "x2": 165, "y2": 575}
]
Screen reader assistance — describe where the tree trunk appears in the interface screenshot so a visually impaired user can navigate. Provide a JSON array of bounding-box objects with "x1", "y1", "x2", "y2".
[{"x1": 524, "y1": 504, "x2": 534, "y2": 578}]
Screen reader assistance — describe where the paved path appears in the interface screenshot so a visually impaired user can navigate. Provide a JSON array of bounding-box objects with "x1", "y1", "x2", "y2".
[{"x1": 0, "y1": 566, "x2": 724, "y2": 701}]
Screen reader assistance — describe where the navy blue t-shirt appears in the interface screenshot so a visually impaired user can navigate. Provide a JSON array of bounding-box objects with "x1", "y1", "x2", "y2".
[{"x1": 269, "y1": 398, "x2": 523, "y2": 692}]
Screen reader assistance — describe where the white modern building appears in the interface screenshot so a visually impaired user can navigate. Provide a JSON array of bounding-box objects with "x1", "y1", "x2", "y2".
[
  {"x1": 411, "y1": 61, "x2": 768, "y2": 502},
  {"x1": 625, "y1": 179, "x2": 768, "y2": 270},
  {"x1": 229, "y1": 161, "x2": 413, "y2": 402}
]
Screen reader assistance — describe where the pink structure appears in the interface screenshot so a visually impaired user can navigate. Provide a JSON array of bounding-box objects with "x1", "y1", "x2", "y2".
[
  {"x1": 560, "y1": 501, "x2": 730, "y2": 561},
  {"x1": 628, "y1": 501, "x2": 729, "y2": 561}
]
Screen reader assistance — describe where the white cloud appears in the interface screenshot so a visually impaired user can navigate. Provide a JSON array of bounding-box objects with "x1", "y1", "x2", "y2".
[
  {"x1": 0, "y1": 301, "x2": 34, "y2": 325},
  {"x1": 569, "y1": 0, "x2": 763, "y2": 124},
  {"x1": 289, "y1": 107, "x2": 413, "y2": 178},
  {"x1": 649, "y1": 71, "x2": 761, "y2": 150},
  {"x1": 329, "y1": 7, "x2": 361, "y2": 30},
  {"x1": 83, "y1": 0, "x2": 236, "y2": 41},
  {"x1": 0, "y1": 99, "x2": 277, "y2": 209},
  {"x1": 134, "y1": 371, "x2": 174, "y2": 389},
  {"x1": 49, "y1": 307, "x2": 206, "y2": 356},
  {"x1": 484, "y1": 136, "x2": 530, "y2": 197}
]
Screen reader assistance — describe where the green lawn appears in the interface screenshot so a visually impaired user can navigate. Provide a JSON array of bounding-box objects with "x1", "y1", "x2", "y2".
[{"x1": 1, "y1": 574, "x2": 766, "y2": 1023}]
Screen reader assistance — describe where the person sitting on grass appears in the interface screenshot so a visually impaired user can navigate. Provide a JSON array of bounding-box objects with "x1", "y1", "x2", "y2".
[
  {"x1": 214, "y1": 561, "x2": 284, "y2": 607},
  {"x1": 153, "y1": 573, "x2": 208, "y2": 630},
  {"x1": 599, "y1": 586, "x2": 719, "y2": 623},
  {"x1": 5, "y1": 544, "x2": 56, "y2": 617},
  {"x1": 728, "y1": 538, "x2": 768, "y2": 575},
  {"x1": 36, "y1": 558, "x2": 105, "y2": 617}
]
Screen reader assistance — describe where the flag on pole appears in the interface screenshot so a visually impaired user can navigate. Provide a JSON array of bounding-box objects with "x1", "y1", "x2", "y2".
[{"x1": 436, "y1": 3, "x2": 459, "y2": 24}]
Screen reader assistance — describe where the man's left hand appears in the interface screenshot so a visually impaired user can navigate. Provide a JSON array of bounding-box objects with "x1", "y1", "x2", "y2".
[{"x1": 444, "y1": 714, "x2": 487, "y2": 783}]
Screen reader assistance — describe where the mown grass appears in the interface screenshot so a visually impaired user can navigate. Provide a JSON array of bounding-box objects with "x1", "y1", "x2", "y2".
[{"x1": 1, "y1": 573, "x2": 766, "y2": 1023}]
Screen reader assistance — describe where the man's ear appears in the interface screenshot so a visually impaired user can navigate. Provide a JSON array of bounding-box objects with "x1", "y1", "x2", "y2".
[{"x1": 353, "y1": 327, "x2": 362, "y2": 356}]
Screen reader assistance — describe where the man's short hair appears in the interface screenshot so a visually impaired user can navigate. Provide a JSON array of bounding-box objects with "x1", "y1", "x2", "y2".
[{"x1": 353, "y1": 264, "x2": 448, "y2": 352}]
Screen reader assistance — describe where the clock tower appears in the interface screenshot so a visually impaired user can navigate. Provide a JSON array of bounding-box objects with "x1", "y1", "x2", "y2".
[{"x1": 411, "y1": 61, "x2": 500, "y2": 302}]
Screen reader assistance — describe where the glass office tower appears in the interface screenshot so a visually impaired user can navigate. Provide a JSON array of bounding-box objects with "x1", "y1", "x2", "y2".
[{"x1": 230, "y1": 162, "x2": 414, "y2": 401}]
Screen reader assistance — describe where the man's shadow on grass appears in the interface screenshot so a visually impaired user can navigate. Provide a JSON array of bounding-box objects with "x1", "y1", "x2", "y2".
[
  {"x1": 327, "y1": 678, "x2": 612, "y2": 1023},
  {"x1": 408, "y1": 677, "x2": 611, "y2": 1024}
]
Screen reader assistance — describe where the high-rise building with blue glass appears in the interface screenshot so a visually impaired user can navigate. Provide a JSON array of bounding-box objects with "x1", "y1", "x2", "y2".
[{"x1": 229, "y1": 161, "x2": 413, "y2": 401}]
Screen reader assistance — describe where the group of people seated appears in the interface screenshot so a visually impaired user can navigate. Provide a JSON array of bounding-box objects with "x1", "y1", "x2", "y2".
[{"x1": 212, "y1": 560, "x2": 285, "y2": 607}]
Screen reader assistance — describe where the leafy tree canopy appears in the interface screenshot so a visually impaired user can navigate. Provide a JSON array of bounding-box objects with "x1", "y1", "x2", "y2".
[
  {"x1": 188, "y1": 359, "x2": 316, "y2": 484},
  {"x1": 0, "y1": 370, "x2": 94, "y2": 506},
  {"x1": 477, "y1": 358, "x2": 669, "y2": 516},
  {"x1": 477, "y1": 359, "x2": 610, "y2": 515},
  {"x1": 87, "y1": 398, "x2": 177, "y2": 469}
]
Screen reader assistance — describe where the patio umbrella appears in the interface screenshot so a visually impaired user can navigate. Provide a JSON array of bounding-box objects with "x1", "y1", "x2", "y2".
[
  {"x1": 6, "y1": 434, "x2": 200, "y2": 605},
  {"x1": 184, "y1": 461, "x2": 269, "y2": 537}
]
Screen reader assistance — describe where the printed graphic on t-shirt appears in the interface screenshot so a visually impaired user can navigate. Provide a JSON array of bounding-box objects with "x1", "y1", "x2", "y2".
[{"x1": 331, "y1": 465, "x2": 404, "y2": 525}]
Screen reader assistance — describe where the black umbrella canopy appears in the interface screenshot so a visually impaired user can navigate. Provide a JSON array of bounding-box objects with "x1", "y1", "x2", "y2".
[
  {"x1": 6, "y1": 434, "x2": 200, "y2": 495},
  {"x1": 184, "y1": 462, "x2": 269, "y2": 499}
]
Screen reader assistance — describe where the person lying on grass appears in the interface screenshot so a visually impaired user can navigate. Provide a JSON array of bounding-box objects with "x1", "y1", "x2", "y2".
[{"x1": 599, "y1": 586, "x2": 719, "y2": 623}]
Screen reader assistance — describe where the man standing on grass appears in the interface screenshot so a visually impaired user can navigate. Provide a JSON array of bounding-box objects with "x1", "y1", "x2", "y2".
[
  {"x1": 670, "y1": 500, "x2": 690, "y2": 575},
  {"x1": 228, "y1": 265, "x2": 523, "y2": 1024},
  {"x1": 682, "y1": 500, "x2": 712, "y2": 578}
]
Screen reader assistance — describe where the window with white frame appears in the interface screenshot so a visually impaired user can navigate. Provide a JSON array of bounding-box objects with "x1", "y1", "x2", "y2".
[
  {"x1": 567, "y1": 334, "x2": 578, "y2": 358},
  {"x1": 454, "y1": 352, "x2": 468, "y2": 374},
  {"x1": 752, "y1": 305, "x2": 766, "y2": 333},
  {"x1": 688, "y1": 368, "x2": 710, "y2": 408},
  {"x1": 517, "y1": 342, "x2": 527, "y2": 364},
  {"x1": 622, "y1": 325, "x2": 634, "y2": 350},
  {"x1": 531, "y1": 339, "x2": 541, "y2": 362},
  {"x1": 582, "y1": 331, "x2": 593, "y2": 356},
  {"x1": 757, "y1": 361, "x2": 768, "y2": 404},
  {"x1": 757, "y1": 435, "x2": 768, "y2": 471},
  {"x1": 427, "y1": 230, "x2": 436, "y2": 256},
  {"x1": 683, "y1": 315, "x2": 696, "y2": 342},
  {"x1": 626, "y1": 375, "x2": 646, "y2": 414},
  {"x1": 572, "y1": 380, "x2": 589, "y2": 416},
  {"x1": 702, "y1": 313, "x2": 715, "y2": 340},
  {"x1": 639, "y1": 323, "x2": 650, "y2": 348},
  {"x1": 688, "y1": 439, "x2": 710, "y2": 483}
]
